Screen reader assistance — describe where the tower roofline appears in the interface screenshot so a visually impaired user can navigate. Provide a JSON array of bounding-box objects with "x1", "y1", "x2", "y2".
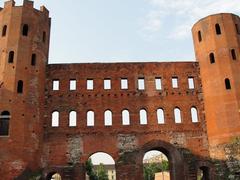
[
  {"x1": 192, "y1": 13, "x2": 239, "y2": 30},
  {"x1": 1, "y1": 0, "x2": 49, "y2": 16}
]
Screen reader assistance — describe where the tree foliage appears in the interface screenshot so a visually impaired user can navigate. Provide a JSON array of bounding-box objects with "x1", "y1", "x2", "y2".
[
  {"x1": 143, "y1": 160, "x2": 169, "y2": 180},
  {"x1": 85, "y1": 159, "x2": 109, "y2": 180},
  {"x1": 96, "y1": 163, "x2": 109, "y2": 180}
]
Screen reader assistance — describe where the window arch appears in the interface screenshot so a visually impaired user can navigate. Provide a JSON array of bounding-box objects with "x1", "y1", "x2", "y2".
[
  {"x1": 8, "y1": 51, "x2": 14, "y2": 63},
  {"x1": 140, "y1": 109, "x2": 147, "y2": 125},
  {"x1": 0, "y1": 111, "x2": 10, "y2": 136},
  {"x1": 2, "y1": 25, "x2": 7, "y2": 37},
  {"x1": 231, "y1": 49, "x2": 237, "y2": 60},
  {"x1": 225, "y1": 78, "x2": 231, "y2": 90},
  {"x1": 17, "y1": 80, "x2": 23, "y2": 93},
  {"x1": 209, "y1": 53, "x2": 215, "y2": 64},
  {"x1": 157, "y1": 108, "x2": 165, "y2": 124},
  {"x1": 51, "y1": 111, "x2": 59, "y2": 127},
  {"x1": 31, "y1": 54, "x2": 36, "y2": 66},
  {"x1": 198, "y1": 31, "x2": 202, "y2": 42},
  {"x1": 215, "y1": 24, "x2": 221, "y2": 35},
  {"x1": 122, "y1": 109, "x2": 130, "y2": 125},
  {"x1": 22, "y1": 24, "x2": 29, "y2": 36},
  {"x1": 87, "y1": 111, "x2": 94, "y2": 126},
  {"x1": 104, "y1": 110, "x2": 112, "y2": 126},
  {"x1": 69, "y1": 111, "x2": 77, "y2": 127},
  {"x1": 191, "y1": 107, "x2": 199, "y2": 123},
  {"x1": 174, "y1": 108, "x2": 182, "y2": 123}
]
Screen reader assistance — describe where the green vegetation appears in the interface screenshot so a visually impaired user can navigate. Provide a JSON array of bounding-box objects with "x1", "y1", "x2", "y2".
[
  {"x1": 143, "y1": 160, "x2": 169, "y2": 180},
  {"x1": 85, "y1": 159, "x2": 109, "y2": 180}
]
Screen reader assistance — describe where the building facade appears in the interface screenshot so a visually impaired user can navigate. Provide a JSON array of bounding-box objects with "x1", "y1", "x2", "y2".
[{"x1": 0, "y1": 0, "x2": 240, "y2": 179}]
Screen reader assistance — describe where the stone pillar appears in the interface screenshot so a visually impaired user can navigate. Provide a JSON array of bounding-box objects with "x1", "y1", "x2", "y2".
[
  {"x1": 116, "y1": 163, "x2": 143, "y2": 180},
  {"x1": 73, "y1": 163, "x2": 86, "y2": 180}
]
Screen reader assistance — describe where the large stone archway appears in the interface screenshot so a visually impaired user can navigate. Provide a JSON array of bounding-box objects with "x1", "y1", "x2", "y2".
[
  {"x1": 140, "y1": 140, "x2": 185, "y2": 180},
  {"x1": 115, "y1": 140, "x2": 185, "y2": 180}
]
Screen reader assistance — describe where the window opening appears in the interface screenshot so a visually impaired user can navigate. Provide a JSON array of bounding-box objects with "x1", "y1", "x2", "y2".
[
  {"x1": 140, "y1": 109, "x2": 147, "y2": 125},
  {"x1": 87, "y1": 79, "x2": 93, "y2": 90},
  {"x1": 70, "y1": 80, "x2": 76, "y2": 90},
  {"x1": 155, "y1": 77, "x2": 162, "y2": 90},
  {"x1": 52, "y1": 80, "x2": 59, "y2": 91},
  {"x1": 174, "y1": 108, "x2": 182, "y2": 123},
  {"x1": 122, "y1": 109, "x2": 130, "y2": 125},
  {"x1": 138, "y1": 78, "x2": 145, "y2": 90},
  {"x1": 104, "y1": 79, "x2": 111, "y2": 90}
]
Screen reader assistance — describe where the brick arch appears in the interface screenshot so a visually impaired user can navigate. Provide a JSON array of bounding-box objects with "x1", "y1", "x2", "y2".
[
  {"x1": 139, "y1": 140, "x2": 185, "y2": 180},
  {"x1": 86, "y1": 151, "x2": 117, "y2": 163}
]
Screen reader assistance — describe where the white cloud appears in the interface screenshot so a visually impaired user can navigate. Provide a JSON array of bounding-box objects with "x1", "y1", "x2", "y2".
[{"x1": 143, "y1": 0, "x2": 240, "y2": 40}]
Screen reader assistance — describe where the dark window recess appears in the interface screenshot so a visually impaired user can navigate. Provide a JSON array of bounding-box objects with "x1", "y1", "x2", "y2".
[
  {"x1": 209, "y1": 53, "x2": 215, "y2": 64},
  {"x1": 22, "y1": 24, "x2": 29, "y2": 36},
  {"x1": 198, "y1": 31, "x2": 202, "y2": 42},
  {"x1": 0, "y1": 111, "x2": 10, "y2": 136},
  {"x1": 198, "y1": 166, "x2": 210, "y2": 180},
  {"x1": 215, "y1": 24, "x2": 221, "y2": 35},
  {"x1": 8, "y1": 51, "x2": 14, "y2": 63},
  {"x1": 2, "y1": 25, "x2": 7, "y2": 37},
  {"x1": 42, "y1": 31, "x2": 46, "y2": 43},
  {"x1": 31, "y1": 54, "x2": 36, "y2": 66},
  {"x1": 231, "y1": 49, "x2": 237, "y2": 60},
  {"x1": 236, "y1": 24, "x2": 240, "y2": 34},
  {"x1": 17, "y1": 80, "x2": 23, "y2": 93},
  {"x1": 225, "y1": 78, "x2": 231, "y2": 90}
]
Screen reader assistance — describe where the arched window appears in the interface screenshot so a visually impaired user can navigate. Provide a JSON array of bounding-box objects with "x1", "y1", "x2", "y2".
[
  {"x1": 174, "y1": 108, "x2": 182, "y2": 123},
  {"x1": 140, "y1": 109, "x2": 147, "y2": 125},
  {"x1": 157, "y1": 108, "x2": 165, "y2": 124},
  {"x1": 231, "y1": 49, "x2": 237, "y2": 60},
  {"x1": 0, "y1": 111, "x2": 10, "y2": 136},
  {"x1": 209, "y1": 53, "x2": 215, "y2": 64},
  {"x1": 2, "y1": 25, "x2": 7, "y2": 37},
  {"x1": 17, "y1": 80, "x2": 23, "y2": 93},
  {"x1": 51, "y1": 111, "x2": 59, "y2": 127},
  {"x1": 122, "y1": 109, "x2": 130, "y2": 125},
  {"x1": 87, "y1": 111, "x2": 94, "y2": 126},
  {"x1": 31, "y1": 54, "x2": 36, "y2": 66},
  {"x1": 215, "y1": 24, "x2": 221, "y2": 35},
  {"x1": 191, "y1": 107, "x2": 199, "y2": 123},
  {"x1": 8, "y1": 51, "x2": 14, "y2": 63},
  {"x1": 225, "y1": 78, "x2": 231, "y2": 90},
  {"x1": 22, "y1": 24, "x2": 29, "y2": 36},
  {"x1": 198, "y1": 31, "x2": 202, "y2": 42},
  {"x1": 42, "y1": 31, "x2": 46, "y2": 43},
  {"x1": 69, "y1": 111, "x2": 77, "y2": 127},
  {"x1": 104, "y1": 110, "x2": 112, "y2": 126}
]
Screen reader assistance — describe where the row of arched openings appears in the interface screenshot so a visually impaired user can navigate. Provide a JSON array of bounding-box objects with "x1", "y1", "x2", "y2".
[
  {"x1": 209, "y1": 49, "x2": 237, "y2": 64},
  {"x1": 198, "y1": 23, "x2": 240, "y2": 42},
  {"x1": 51, "y1": 107, "x2": 199, "y2": 127},
  {"x1": 198, "y1": 23, "x2": 221, "y2": 42},
  {"x1": 0, "y1": 111, "x2": 10, "y2": 136},
  {"x1": 46, "y1": 150, "x2": 211, "y2": 180},
  {"x1": 1, "y1": 24, "x2": 47, "y2": 43},
  {"x1": 7, "y1": 51, "x2": 37, "y2": 66}
]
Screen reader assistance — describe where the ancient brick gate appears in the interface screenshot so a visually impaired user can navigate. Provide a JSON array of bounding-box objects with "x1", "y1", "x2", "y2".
[
  {"x1": 1, "y1": 1, "x2": 240, "y2": 180},
  {"x1": 41, "y1": 63, "x2": 211, "y2": 180}
]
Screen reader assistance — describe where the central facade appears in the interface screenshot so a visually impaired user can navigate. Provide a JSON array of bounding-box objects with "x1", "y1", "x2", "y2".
[{"x1": 0, "y1": 0, "x2": 240, "y2": 179}]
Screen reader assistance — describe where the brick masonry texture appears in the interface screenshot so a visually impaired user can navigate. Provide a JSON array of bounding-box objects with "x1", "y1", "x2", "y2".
[{"x1": 0, "y1": 0, "x2": 240, "y2": 179}]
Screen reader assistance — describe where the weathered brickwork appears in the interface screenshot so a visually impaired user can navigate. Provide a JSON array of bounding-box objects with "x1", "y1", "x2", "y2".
[{"x1": 0, "y1": 0, "x2": 240, "y2": 179}]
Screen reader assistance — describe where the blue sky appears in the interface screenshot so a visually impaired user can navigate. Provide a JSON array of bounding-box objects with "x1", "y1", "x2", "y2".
[{"x1": 1, "y1": 0, "x2": 240, "y2": 64}]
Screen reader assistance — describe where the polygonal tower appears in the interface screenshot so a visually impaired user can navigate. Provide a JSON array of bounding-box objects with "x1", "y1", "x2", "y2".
[
  {"x1": 192, "y1": 13, "x2": 240, "y2": 159},
  {"x1": 0, "y1": 0, "x2": 50, "y2": 178}
]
